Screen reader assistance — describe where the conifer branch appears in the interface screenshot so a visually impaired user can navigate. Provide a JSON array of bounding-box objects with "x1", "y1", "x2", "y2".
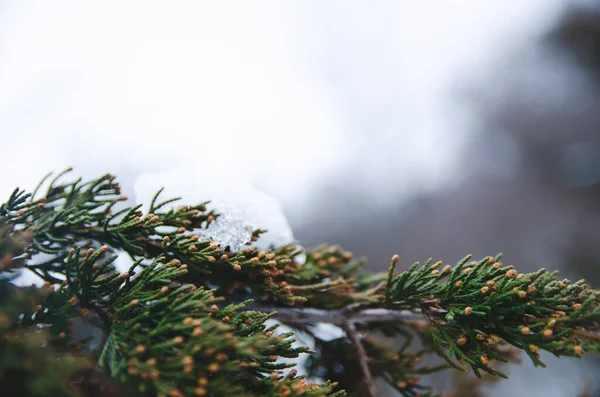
[{"x1": 1, "y1": 170, "x2": 600, "y2": 397}]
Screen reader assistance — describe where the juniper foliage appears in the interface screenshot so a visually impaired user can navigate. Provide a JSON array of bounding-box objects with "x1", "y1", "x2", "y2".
[{"x1": 1, "y1": 170, "x2": 600, "y2": 397}]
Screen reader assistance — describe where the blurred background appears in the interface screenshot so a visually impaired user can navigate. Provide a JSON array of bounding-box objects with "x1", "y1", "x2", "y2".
[{"x1": 1, "y1": 1, "x2": 600, "y2": 396}]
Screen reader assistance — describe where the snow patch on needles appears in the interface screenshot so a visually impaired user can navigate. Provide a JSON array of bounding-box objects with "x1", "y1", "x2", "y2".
[
  {"x1": 134, "y1": 166, "x2": 295, "y2": 252},
  {"x1": 203, "y1": 211, "x2": 253, "y2": 253}
]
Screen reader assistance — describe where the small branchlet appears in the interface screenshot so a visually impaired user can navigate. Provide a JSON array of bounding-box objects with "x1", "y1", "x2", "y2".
[{"x1": 386, "y1": 254, "x2": 600, "y2": 379}]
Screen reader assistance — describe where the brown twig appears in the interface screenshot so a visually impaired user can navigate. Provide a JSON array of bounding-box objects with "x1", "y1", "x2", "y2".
[
  {"x1": 249, "y1": 304, "x2": 429, "y2": 397},
  {"x1": 572, "y1": 328, "x2": 600, "y2": 342},
  {"x1": 251, "y1": 304, "x2": 425, "y2": 327},
  {"x1": 342, "y1": 322, "x2": 378, "y2": 397}
]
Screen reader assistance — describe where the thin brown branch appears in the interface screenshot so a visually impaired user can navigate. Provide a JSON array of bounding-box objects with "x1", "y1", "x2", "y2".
[
  {"x1": 572, "y1": 328, "x2": 600, "y2": 342},
  {"x1": 250, "y1": 304, "x2": 428, "y2": 396},
  {"x1": 342, "y1": 322, "x2": 377, "y2": 397},
  {"x1": 251, "y1": 305, "x2": 425, "y2": 327}
]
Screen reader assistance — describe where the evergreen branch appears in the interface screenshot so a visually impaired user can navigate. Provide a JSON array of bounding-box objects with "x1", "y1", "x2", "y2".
[
  {"x1": 2, "y1": 171, "x2": 600, "y2": 397},
  {"x1": 385, "y1": 254, "x2": 600, "y2": 379}
]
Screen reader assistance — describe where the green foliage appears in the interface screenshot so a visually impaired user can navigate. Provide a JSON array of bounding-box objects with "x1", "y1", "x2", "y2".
[
  {"x1": 0, "y1": 170, "x2": 599, "y2": 397},
  {"x1": 386, "y1": 254, "x2": 600, "y2": 379},
  {"x1": 0, "y1": 223, "x2": 86, "y2": 397}
]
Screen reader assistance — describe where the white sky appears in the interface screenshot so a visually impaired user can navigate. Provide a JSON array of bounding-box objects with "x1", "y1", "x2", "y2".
[{"x1": 0, "y1": 1, "x2": 569, "y2": 216}]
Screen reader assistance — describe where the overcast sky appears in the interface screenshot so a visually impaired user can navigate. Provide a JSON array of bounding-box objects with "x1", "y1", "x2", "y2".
[{"x1": 0, "y1": 1, "x2": 570, "y2": 219}]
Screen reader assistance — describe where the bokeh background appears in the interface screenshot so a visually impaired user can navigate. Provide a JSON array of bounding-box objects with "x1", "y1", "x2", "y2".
[{"x1": 1, "y1": 1, "x2": 600, "y2": 396}]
